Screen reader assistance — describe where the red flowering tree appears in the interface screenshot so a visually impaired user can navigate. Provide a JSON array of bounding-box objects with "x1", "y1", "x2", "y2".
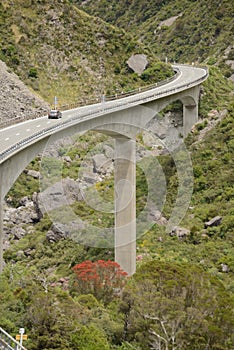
[{"x1": 72, "y1": 260, "x2": 128, "y2": 303}]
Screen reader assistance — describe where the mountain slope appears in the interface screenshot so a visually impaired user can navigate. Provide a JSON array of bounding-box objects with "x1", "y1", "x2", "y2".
[
  {"x1": 0, "y1": 1, "x2": 233, "y2": 349},
  {"x1": 0, "y1": 59, "x2": 49, "y2": 124},
  {"x1": 0, "y1": 0, "x2": 172, "y2": 107},
  {"x1": 74, "y1": 0, "x2": 234, "y2": 74}
]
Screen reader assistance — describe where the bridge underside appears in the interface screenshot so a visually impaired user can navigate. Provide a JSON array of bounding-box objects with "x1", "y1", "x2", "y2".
[{"x1": 0, "y1": 85, "x2": 200, "y2": 275}]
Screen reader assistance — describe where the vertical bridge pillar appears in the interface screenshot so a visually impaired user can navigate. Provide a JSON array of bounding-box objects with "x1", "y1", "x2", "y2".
[
  {"x1": 182, "y1": 85, "x2": 200, "y2": 137},
  {"x1": 183, "y1": 103, "x2": 198, "y2": 137},
  {"x1": 114, "y1": 137, "x2": 136, "y2": 276}
]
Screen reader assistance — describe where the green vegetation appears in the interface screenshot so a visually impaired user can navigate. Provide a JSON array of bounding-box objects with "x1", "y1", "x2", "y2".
[
  {"x1": 1, "y1": 0, "x2": 234, "y2": 349},
  {"x1": 121, "y1": 261, "x2": 234, "y2": 349},
  {"x1": 0, "y1": 0, "x2": 172, "y2": 106},
  {"x1": 3, "y1": 100, "x2": 234, "y2": 347},
  {"x1": 74, "y1": 0, "x2": 234, "y2": 76}
]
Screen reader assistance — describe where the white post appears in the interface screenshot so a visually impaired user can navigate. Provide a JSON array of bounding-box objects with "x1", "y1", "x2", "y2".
[
  {"x1": 18, "y1": 328, "x2": 25, "y2": 350},
  {"x1": 54, "y1": 96, "x2": 58, "y2": 110}
]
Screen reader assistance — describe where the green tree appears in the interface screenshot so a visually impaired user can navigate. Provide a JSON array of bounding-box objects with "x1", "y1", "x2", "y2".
[
  {"x1": 120, "y1": 260, "x2": 234, "y2": 349},
  {"x1": 70, "y1": 324, "x2": 110, "y2": 350}
]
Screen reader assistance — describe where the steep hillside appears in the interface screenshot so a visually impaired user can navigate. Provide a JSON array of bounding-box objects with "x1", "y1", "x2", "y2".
[
  {"x1": 0, "y1": 1, "x2": 233, "y2": 349},
  {"x1": 72, "y1": 0, "x2": 174, "y2": 26},
  {"x1": 0, "y1": 59, "x2": 49, "y2": 125},
  {"x1": 74, "y1": 0, "x2": 234, "y2": 76},
  {"x1": 0, "y1": 0, "x2": 172, "y2": 107},
  {"x1": 2, "y1": 100, "x2": 234, "y2": 348}
]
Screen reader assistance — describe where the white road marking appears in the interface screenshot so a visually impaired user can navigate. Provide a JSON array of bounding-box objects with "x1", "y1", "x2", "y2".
[
  {"x1": 36, "y1": 124, "x2": 41, "y2": 128},
  {"x1": 16, "y1": 133, "x2": 20, "y2": 135},
  {"x1": 26, "y1": 128, "x2": 30, "y2": 132},
  {"x1": 5, "y1": 137, "x2": 9, "y2": 141}
]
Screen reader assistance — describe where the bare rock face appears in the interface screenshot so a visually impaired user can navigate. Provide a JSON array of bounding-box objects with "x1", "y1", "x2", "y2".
[
  {"x1": 4, "y1": 200, "x2": 39, "y2": 225},
  {"x1": 126, "y1": 54, "x2": 148, "y2": 75},
  {"x1": 170, "y1": 226, "x2": 190, "y2": 238},
  {"x1": 0, "y1": 60, "x2": 49, "y2": 126},
  {"x1": 3, "y1": 196, "x2": 40, "y2": 249},
  {"x1": 93, "y1": 153, "x2": 113, "y2": 174},
  {"x1": 38, "y1": 177, "x2": 83, "y2": 213},
  {"x1": 157, "y1": 13, "x2": 183, "y2": 29}
]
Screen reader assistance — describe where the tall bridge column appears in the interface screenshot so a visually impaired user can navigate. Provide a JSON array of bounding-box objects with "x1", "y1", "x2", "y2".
[
  {"x1": 183, "y1": 103, "x2": 198, "y2": 137},
  {"x1": 182, "y1": 85, "x2": 200, "y2": 138},
  {"x1": 114, "y1": 137, "x2": 136, "y2": 276}
]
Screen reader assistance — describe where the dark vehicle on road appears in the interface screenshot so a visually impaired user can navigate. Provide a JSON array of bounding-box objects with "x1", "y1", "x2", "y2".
[{"x1": 48, "y1": 110, "x2": 62, "y2": 119}]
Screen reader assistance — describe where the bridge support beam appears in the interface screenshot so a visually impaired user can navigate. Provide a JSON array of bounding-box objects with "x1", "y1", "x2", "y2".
[{"x1": 114, "y1": 137, "x2": 136, "y2": 276}]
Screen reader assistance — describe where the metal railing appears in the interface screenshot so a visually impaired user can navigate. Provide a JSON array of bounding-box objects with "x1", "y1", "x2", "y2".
[
  {"x1": 0, "y1": 66, "x2": 181, "y2": 130},
  {"x1": 0, "y1": 328, "x2": 27, "y2": 350},
  {"x1": 0, "y1": 64, "x2": 208, "y2": 163}
]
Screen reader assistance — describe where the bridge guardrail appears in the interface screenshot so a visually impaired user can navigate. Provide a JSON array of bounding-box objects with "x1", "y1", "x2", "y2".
[
  {"x1": 0, "y1": 327, "x2": 27, "y2": 350},
  {"x1": 0, "y1": 66, "x2": 182, "y2": 130},
  {"x1": 0, "y1": 64, "x2": 208, "y2": 163}
]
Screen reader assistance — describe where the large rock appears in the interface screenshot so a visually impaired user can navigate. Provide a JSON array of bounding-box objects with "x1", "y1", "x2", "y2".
[
  {"x1": 205, "y1": 216, "x2": 222, "y2": 228},
  {"x1": 11, "y1": 226, "x2": 26, "y2": 240},
  {"x1": 38, "y1": 177, "x2": 83, "y2": 213},
  {"x1": 46, "y1": 221, "x2": 85, "y2": 242},
  {"x1": 148, "y1": 209, "x2": 168, "y2": 226},
  {"x1": 126, "y1": 54, "x2": 148, "y2": 75},
  {"x1": 26, "y1": 169, "x2": 42, "y2": 179},
  {"x1": 92, "y1": 153, "x2": 113, "y2": 174},
  {"x1": 4, "y1": 205, "x2": 39, "y2": 225},
  {"x1": 170, "y1": 226, "x2": 190, "y2": 238},
  {"x1": 3, "y1": 198, "x2": 39, "y2": 242}
]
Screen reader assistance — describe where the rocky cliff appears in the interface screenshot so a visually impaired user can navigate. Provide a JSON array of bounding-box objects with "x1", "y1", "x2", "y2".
[{"x1": 0, "y1": 60, "x2": 49, "y2": 126}]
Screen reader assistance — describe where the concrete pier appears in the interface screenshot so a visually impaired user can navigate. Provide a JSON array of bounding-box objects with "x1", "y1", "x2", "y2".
[{"x1": 114, "y1": 137, "x2": 136, "y2": 276}]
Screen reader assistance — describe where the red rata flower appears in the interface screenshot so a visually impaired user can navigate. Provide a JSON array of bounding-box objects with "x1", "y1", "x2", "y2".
[{"x1": 72, "y1": 260, "x2": 128, "y2": 301}]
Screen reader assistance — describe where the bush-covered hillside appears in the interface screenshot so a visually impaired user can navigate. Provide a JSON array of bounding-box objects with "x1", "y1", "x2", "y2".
[
  {"x1": 3, "y1": 72, "x2": 233, "y2": 348},
  {"x1": 74, "y1": 0, "x2": 234, "y2": 75},
  {"x1": 0, "y1": 0, "x2": 233, "y2": 349},
  {"x1": 0, "y1": 0, "x2": 172, "y2": 106}
]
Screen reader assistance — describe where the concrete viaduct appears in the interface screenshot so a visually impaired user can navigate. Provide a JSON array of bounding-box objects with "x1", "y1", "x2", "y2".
[{"x1": 0, "y1": 64, "x2": 208, "y2": 275}]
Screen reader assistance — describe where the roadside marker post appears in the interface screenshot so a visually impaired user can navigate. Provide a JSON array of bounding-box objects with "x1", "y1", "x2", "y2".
[
  {"x1": 54, "y1": 96, "x2": 58, "y2": 109},
  {"x1": 16, "y1": 328, "x2": 27, "y2": 350}
]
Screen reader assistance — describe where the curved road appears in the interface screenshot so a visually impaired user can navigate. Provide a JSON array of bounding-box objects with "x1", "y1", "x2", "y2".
[{"x1": 0, "y1": 64, "x2": 208, "y2": 162}]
